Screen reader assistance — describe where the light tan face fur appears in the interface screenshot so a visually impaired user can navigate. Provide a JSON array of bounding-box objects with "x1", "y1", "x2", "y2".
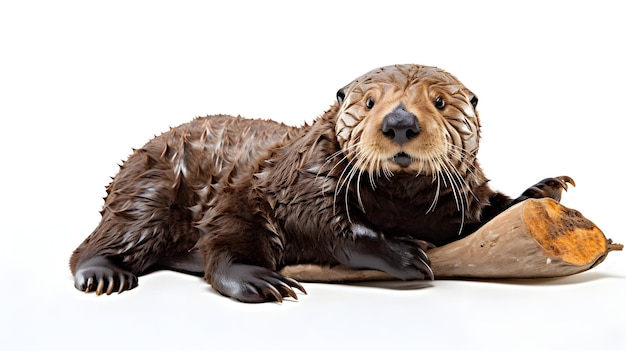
[{"x1": 335, "y1": 64, "x2": 480, "y2": 177}]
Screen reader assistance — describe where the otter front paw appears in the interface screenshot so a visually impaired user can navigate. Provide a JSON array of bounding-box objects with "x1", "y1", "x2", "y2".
[
  {"x1": 337, "y1": 224, "x2": 434, "y2": 281},
  {"x1": 521, "y1": 176, "x2": 575, "y2": 202},
  {"x1": 210, "y1": 264, "x2": 307, "y2": 303},
  {"x1": 74, "y1": 256, "x2": 138, "y2": 295},
  {"x1": 382, "y1": 238, "x2": 434, "y2": 280}
]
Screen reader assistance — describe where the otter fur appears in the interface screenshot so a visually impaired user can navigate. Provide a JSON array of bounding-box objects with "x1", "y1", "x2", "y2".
[{"x1": 70, "y1": 64, "x2": 571, "y2": 302}]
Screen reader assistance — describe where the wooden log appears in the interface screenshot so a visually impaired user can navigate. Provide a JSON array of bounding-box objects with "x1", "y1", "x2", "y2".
[{"x1": 279, "y1": 198, "x2": 622, "y2": 282}]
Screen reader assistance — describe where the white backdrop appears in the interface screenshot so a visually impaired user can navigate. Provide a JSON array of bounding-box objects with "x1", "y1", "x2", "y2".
[{"x1": 1, "y1": 1, "x2": 624, "y2": 350}]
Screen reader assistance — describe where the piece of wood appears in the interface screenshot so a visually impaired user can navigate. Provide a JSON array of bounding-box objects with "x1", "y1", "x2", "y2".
[{"x1": 279, "y1": 198, "x2": 622, "y2": 282}]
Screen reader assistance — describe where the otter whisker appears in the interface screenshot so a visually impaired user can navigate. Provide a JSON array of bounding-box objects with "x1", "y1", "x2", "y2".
[
  {"x1": 362, "y1": 148, "x2": 380, "y2": 189},
  {"x1": 320, "y1": 144, "x2": 360, "y2": 181},
  {"x1": 442, "y1": 160, "x2": 466, "y2": 232},
  {"x1": 346, "y1": 154, "x2": 372, "y2": 221},
  {"x1": 327, "y1": 144, "x2": 359, "y2": 177},
  {"x1": 330, "y1": 160, "x2": 352, "y2": 216},
  {"x1": 333, "y1": 149, "x2": 359, "y2": 218},
  {"x1": 355, "y1": 167, "x2": 366, "y2": 213},
  {"x1": 427, "y1": 169, "x2": 441, "y2": 214},
  {"x1": 445, "y1": 143, "x2": 480, "y2": 204},
  {"x1": 423, "y1": 152, "x2": 469, "y2": 235},
  {"x1": 438, "y1": 153, "x2": 474, "y2": 235},
  {"x1": 439, "y1": 156, "x2": 462, "y2": 211},
  {"x1": 331, "y1": 142, "x2": 380, "y2": 217},
  {"x1": 356, "y1": 145, "x2": 382, "y2": 207},
  {"x1": 445, "y1": 157, "x2": 473, "y2": 206},
  {"x1": 331, "y1": 138, "x2": 391, "y2": 220},
  {"x1": 335, "y1": 143, "x2": 375, "y2": 222},
  {"x1": 435, "y1": 159, "x2": 456, "y2": 211},
  {"x1": 348, "y1": 150, "x2": 369, "y2": 214}
]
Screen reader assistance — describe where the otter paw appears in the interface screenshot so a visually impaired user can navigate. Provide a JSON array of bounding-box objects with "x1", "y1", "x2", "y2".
[
  {"x1": 74, "y1": 256, "x2": 138, "y2": 295},
  {"x1": 340, "y1": 224, "x2": 434, "y2": 281},
  {"x1": 521, "y1": 176, "x2": 575, "y2": 202},
  {"x1": 211, "y1": 264, "x2": 306, "y2": 303},
  {"x1": 383, "y1": 238, "x2": 434, "y2": 280}
]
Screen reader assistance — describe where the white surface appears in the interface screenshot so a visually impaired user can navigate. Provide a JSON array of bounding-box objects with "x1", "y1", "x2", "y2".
[{"x1": 1, "y1": 1, "x2": 624, "y2": 350}]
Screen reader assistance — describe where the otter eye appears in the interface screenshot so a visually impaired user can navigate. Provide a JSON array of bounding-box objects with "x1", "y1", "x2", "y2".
[
  {"x1": 470, "y1": 95, "x2": 478, "y2": 108},
  {"x1": 434, "y1": 96, "x2": 446, "y2": 110},
  {"x1": 365, "y1": 97, "x2": 375, "y2": 109},
  {"x1": 336, "y1": 89, "x2": 346, "y2": 105}
]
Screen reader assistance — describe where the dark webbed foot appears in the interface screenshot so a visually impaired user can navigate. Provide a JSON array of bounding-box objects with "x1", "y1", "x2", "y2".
[
  {"x1": 74, "y1": 256, "x2": 138, "y2": 295},
  {"x1": 380, "y1": 237, "x2": 434, "y2": 280},
  {"x1": 520, "y1": 176, "x2": 575, "y2": 202},
  {"x1": 336, "y1": 224, "x2": 434, "y2": 281},
  {"x1": 210, "y1": 263, "x2": 307, "y2": 303}
]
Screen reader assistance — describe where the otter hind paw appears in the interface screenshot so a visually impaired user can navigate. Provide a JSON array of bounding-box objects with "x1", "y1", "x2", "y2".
[
  {"x1": 212, "y1": 264, "x2": 306, "y2": 303},
  {"x1": 74, "y1": 256, "x2": 138, "y2": 295},
  {"x1": 521, "y1": 176, "x2": 575, "y2": 202}
]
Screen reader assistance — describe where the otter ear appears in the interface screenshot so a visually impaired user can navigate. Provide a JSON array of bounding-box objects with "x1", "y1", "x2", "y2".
[
  {"x1": 470, "y1": 94, "x2": 478, "y2": 108},
  {"x1": 336, "y1": 89, "x2": 346, "y2": 105}
]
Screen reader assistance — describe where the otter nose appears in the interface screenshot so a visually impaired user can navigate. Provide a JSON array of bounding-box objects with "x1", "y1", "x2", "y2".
[{"x1": 381, "y1": 104, "x2": 420, "y2": 145}]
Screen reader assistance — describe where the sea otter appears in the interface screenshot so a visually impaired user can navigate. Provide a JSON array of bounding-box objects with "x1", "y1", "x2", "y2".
[{"x1": 70, "y1": 64, "x2": 572, "y2": 302}]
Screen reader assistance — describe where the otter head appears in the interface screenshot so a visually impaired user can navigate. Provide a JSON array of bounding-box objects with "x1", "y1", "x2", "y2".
[{"x1": 335, "y1": 64, "x2": 480, "y2": 177}]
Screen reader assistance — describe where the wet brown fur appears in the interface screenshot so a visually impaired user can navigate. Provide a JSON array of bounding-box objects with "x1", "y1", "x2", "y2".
[{"x1": 70, "y1": 64, "x2": 558, "y2": 301}]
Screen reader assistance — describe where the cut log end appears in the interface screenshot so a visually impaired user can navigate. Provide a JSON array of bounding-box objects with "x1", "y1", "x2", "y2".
[{"x1": 524, "y1": 199, "x2": 609, "y2": 266}]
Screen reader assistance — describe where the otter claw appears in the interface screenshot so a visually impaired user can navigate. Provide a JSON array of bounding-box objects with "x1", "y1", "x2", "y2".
[
  {"x1": 105, "y1": 278, "x2": 115, "y2": 295},
  {"x1": 95, "y1": 278, "x2": 105, "y2": 295},
  {"x1": 417, "y1": 247, "x2": 435, "y2": 280},
  {"x1": 84, "y1": 277, "x2": 94, "y2": 293},
  {"x1": 212, "y1": 264, "x2": 306, "y2": 303},
  {"x1": 519, "y1": 175, "x2": 576, "y2": 203},
  {"x1": 555, "y1": 175, "x2": 576, "y2": 190},
  {"x1": 74, "y1": 256, "x2": 139, "y2": 295},
  {"x1": 265, "y1": 284, "x2": 284, "y2": 303}
]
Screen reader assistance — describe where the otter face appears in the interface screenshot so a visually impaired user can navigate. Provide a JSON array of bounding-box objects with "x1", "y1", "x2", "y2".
[{"x1": 335, "y1": 64, "x2": 480, "y2": 177}]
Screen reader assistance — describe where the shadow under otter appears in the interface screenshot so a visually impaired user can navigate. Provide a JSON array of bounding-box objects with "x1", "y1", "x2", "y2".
[{"x1": 70, "y1": 64, "x2": 572, "y2": 302}]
